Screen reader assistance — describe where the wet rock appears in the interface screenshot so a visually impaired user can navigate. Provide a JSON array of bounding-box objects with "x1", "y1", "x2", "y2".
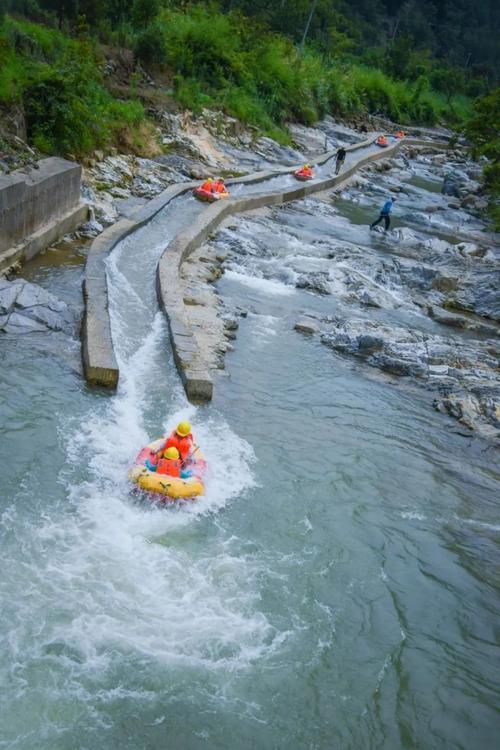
[
  {"x1": 295, "y1": 318, "x2": 320, "y2": 335},
  {"x1": 442, "y1": 174, "x2": 461, "y2": 198},
  {"x1": 296, "y1": 272, "x2": 331, "y2": 295},
  {"x1": 434, "y1": 393, "x2": 500, "y2": 436},
  {"x1": 428, "y1": 305, "x2": 469, "y2": 328},
  {"x1": 77, "y1": 217, "x2": 104, "y2": 238},
  {"x1": 444, "y1": 270, "x2": 500, "y2": 321},
  {"x1": 371, "y1": 352, "x2": 427, "y2": 377},
  {"x1": 357, "y1": 289, "x2": 384, "y2": 308},
  {"x1": 0, "y1": 278, "x2": 73, "y2": 334},
  {"x1": 319, "y1": 315, "x2": 499, "y2": 390},
  {"x1": 2, "y1": 311, "x2": 48, "y2": 333},
  {"x1": 220, "y1": 313, "x2": 239, "y2": 331}
]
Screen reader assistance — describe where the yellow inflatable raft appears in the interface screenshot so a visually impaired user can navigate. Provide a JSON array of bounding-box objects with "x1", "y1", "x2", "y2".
[{"x1": 129, "y1": 438, "x2": 206, "y2": 500}]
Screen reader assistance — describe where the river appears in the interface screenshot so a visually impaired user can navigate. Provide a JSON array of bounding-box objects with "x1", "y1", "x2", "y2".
[{"x1": 0, "y1": 150, "x2": 499, "y2": 749}]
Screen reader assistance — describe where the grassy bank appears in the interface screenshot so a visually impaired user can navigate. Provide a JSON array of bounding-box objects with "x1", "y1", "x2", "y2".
[
  {"x1": 0, "y1": 4, "x2": 472, "y2": 158},
  {"x1": 0, "y1": 16, "x2": 154, "y2": 157},
  {"x1": 139, "y1": 3, "x2": 470, "y2": 142}
]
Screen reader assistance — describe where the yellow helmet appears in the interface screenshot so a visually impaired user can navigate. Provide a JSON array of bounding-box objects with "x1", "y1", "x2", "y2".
[
  {"x1": 176, "y1": 421, "x2": 191, "y2": 437},
  {"x1": 164, "y1": 446, "x2": 180, "y2": 460},
  {"x1": 305, "y1": 163, "x2": 310, "y2": 168},
  {"x1": 207, "y1": 177, "x2": 213, "y2": 182}
]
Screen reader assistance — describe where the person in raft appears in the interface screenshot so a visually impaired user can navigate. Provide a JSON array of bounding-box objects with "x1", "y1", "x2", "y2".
[
  {"x1": 299, "y1": 163, "x2": 313, "y2": 177},
  {"x1": 146, "y1": 446, "x2": 193, "y2": 478},
  {"x1": 370, "y1": 196, "x2": 396, "y2": 232},
  {"x1": 335, "y1": 147, "x2": 347, "y2": 175},
  {"x1": 155, "y1": 421, "x2": 194, "y2": 463},
  {"x1": 200, "y1": 177, "x2": 214, "y2": 192},
  {"x1": 212, "y1": 177, "x2": 227, "y2": 194}
]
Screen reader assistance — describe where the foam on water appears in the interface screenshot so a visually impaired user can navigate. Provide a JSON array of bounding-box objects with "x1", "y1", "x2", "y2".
[
  {"x1": 224, "y1": 269, "x2": 295, "y2": 295},
  {"x1": 0, "y1": 200, "x2": 277, "y2": 747}
]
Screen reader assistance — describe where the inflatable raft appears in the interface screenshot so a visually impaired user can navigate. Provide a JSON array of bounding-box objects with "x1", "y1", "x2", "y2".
[
  {"x1": 193, "y1": 187, "x2": 229, "y2": 202},
  {"x1": 294, "y1": 169, "x2": 313, "y2": 181},
  {"x1": 376, "y1": 136, "x2": 389, "y2": 147},
  {"x1": 129, "y1": 438, "x2": 206, "y2": 500}
]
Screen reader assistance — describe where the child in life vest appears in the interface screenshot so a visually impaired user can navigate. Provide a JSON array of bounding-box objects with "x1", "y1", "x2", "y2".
[{"x1": 145, "y1": 446, "x2": 193, "y2": 478}]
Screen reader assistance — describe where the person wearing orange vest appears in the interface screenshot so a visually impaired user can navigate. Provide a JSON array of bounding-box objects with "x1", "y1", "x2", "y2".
[
  {"x1": 213, "y1": 177, "x2": 227, "y2": 194},
  {"x1": 200, "y1": 177, "x2": 214, "y2": 192},
  {"x1": 157, "y1": 446, "x2": 182, "y2": 476},
  {"x1": 299, "y1": 164, "x2": 313, "y2": 177},
  {"x1": 155, "y1": 421, "x2": 194, "y2": 464},
  {"x1": 147, "y1": 446, "x2": 193, "y2": 478}
]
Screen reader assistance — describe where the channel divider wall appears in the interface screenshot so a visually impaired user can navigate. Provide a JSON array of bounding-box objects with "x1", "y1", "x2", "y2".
[{"x1": 82, "y1": 135, "x2": 449, "y2": 392}]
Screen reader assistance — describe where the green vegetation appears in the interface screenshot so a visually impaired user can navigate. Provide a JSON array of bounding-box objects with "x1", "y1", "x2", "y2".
[
  {"x1": 466, "y1": 89, "x2": 500, "y2": 228},
  {"x1": 1, "y1": 0, "x2": 499, "y2": 159},
  {"x1": 130, "y1": 2, "x2": 473, "y2": 137},
  {"x1": 0, "y1": 16, "x2": 152, "y2": 156}
]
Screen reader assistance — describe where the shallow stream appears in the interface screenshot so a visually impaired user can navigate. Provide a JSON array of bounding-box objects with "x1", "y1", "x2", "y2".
[{"x1": 1, "y1": 147, "x2": 499, "y2": 750}]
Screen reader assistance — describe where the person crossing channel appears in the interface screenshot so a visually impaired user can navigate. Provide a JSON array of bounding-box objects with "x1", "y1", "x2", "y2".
[{"x1": 370, "y1": 196, "x2": 396, "y2": 232}]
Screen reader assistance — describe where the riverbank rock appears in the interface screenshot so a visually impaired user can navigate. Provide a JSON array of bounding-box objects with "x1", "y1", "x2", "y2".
[
  {"x1": 0, "y1": 278, "x2": 73, "y2": 334},
  {"x1": 295, "y1": 318, "x2": 320, "y2": 335}
]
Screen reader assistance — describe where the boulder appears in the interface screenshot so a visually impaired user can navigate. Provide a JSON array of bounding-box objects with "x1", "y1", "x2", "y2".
[
  {"x1": 295, "y1": 318, "x2": 320, "y2": 335},
  {"x1": 0, "y1": 278, "x2": 73, "y2": 334},
  {"x1": 441, "y1": 173, "x2": 461, "y2": 198},
  {"x1": 296, "y1": 272, "x2": 331, "y2": 295}
]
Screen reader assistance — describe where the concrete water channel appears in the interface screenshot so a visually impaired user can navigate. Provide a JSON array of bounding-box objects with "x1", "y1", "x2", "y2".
[
  {"x1": 83, "y1": 134, "x2": 446, "y2": 399},
  {"x1": 2, "y1": 131, "x2": 499, "y2": 750}
]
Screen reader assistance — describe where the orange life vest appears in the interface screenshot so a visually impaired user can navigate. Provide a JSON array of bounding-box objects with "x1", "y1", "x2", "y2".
[
  {"x1": 213, "y1": 181, "x2": 226, "y2": 193},
  {"x1": 164, "y1": 431, "x2": 193, "y2": 462},
  {"x1": 156, "y1": 457, "x2": 181, "y2": 477},
  {"x1": 201, "y1": 181, "x2": 213, "y2": 192}
]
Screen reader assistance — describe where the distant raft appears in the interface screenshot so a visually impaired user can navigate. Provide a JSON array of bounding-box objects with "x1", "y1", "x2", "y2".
[
  {"x1": 193, "y1": 187, "x2": 229, "y2": 202},
  {"x1": 376, "y1": 135, "x2": 389, "y2": 147},
  {"x1": 294, "y1": 168, "x2": 314, "y2": 181},
  {"x1": 129, "y1": 438, "x2": 206, "y2": 500}
]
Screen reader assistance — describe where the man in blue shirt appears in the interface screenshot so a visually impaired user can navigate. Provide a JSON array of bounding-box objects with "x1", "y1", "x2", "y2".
[{"x1": 370, "y1": 196, "x2": 395, "y2": 231}]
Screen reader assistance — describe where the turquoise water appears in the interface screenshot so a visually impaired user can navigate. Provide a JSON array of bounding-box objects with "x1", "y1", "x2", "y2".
[{"x1": 1, "y1": 159, "x2": 499, "y2": 749}]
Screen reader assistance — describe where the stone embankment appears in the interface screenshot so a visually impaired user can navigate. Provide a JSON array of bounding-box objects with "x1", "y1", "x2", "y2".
[
  {"x1": 209, "y1": 144, "x2": 499, "y2": 438},
  {"x1": 155, "y1": 137, "x2": 449, "y2": 401},
  {"x1": 0, "y1": 157, "x2": 88, "y2": 275},
  {"x1": 82, "y1": 133, "x2": 450, "y2": 398}
]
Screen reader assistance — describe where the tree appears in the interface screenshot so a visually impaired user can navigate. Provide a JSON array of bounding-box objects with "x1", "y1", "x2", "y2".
[
  {"x1": 132, "y1": 0, "x2": 160, "y2": 30},
  {"x1": 466, "y1": 88, "x2": 500, "y2": 227},
  {"x1": 431, "y1": 66, "x2": 465, "y2": 107}
]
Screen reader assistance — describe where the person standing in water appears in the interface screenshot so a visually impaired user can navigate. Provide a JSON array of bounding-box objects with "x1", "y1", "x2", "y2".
[
  {"x1": 370, "y1": 196, "x2": 396, "y2": 231},
  {"x1": 335, "y1": 146, "x2": 347, "y2": 175}
]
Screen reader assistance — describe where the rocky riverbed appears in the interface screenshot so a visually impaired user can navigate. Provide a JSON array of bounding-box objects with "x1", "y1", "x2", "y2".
[
  {"x1": 2, "y1": 107, "x2": 498, "y2": 439},
  {"x1": 77, "y1": 111, "x2": 366, "y2": 237},
  {"x1": 192, "y1": 144, "x2": 500, "y2": 440}
]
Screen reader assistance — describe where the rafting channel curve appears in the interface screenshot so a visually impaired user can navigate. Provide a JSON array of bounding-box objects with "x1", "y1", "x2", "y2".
[{"x1": 82, "y1": 135, "x2": 449, "y2": 397}]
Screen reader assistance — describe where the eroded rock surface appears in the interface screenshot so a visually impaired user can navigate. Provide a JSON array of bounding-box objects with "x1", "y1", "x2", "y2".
[
  {"x1": 194, "y1": 144, "x2": 499, "y2": 439},
  {"x1": 0, "y1": 278, "x2": 73, "y2": 334}
]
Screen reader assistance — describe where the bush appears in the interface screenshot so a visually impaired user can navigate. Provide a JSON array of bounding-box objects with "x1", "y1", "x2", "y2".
[
  {"x1": 0, "y1": 16, "x2": 148, "y2": 156},
  {"x1": 134, "y1": 22, "x2": 167, "y2": 68}
]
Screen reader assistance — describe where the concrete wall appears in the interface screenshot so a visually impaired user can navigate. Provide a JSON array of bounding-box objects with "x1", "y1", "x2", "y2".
[
  {"x1": 81, "y1": 181, "x2": 199, "y2": 387},
  {"x1": 0, "y1": 157, "x2": 82, "y2": 253},
  {"x1": 82, "y1": 136, "x2": 450, "y2": 394},
  {"x1": 157, "y1": 139, "x2": 451, "y2": 402}
]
